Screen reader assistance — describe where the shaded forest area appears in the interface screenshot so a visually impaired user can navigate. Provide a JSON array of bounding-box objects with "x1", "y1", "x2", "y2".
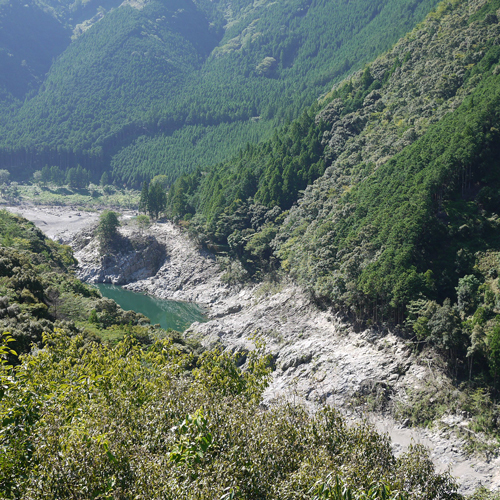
[{"x1": 0, "y1": 0, "x2": 439, "y2": 185}]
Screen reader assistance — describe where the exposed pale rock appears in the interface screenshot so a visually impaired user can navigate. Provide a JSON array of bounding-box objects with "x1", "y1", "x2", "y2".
[
  {"x1": 121, "y1": 221, "x2": 232, "y2": 304},
  {"x1": 74, "y1": 225, "x2": 165, "y2": 285}
]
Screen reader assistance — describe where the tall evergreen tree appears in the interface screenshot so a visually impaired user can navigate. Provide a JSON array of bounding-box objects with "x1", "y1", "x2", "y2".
[
  {"x1": 40, "y1": 166, "x2": 51, "y2": 184},
  {"x1": 50, "y1": 166, "x2": 64, "y2": 185},
  {"x1": 66, "y1": 167, "x2": 77, "y2": 187},
  {"x1": 96, "y1": 210, "x2": 120, "y2": 250},
  {"x1": 100, "y1": 171, "x2": 110, "y2": 186},
  {"x1": 147, "y1": 182, "x2": 167, "y2": 220},
  {"x1": 139, "y1": 181, "x2": 149, "y2": 214}
]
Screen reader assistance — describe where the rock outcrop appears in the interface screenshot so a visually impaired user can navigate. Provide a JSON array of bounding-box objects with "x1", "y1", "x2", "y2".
[
  {"x1": 123, "y1": 222, "x2": 231, "y2": 304},
  {"x1": 184, "y1": 282, "x2": 500, "y2": 495},
  {"x1": 74, "y1": 225, "x2": 166, "y2": 285}
]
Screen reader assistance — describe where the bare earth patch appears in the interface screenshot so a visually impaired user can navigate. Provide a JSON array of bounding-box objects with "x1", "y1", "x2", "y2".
[{"x1": 4, "y1": 204, "x2": 136, "y2": 243}]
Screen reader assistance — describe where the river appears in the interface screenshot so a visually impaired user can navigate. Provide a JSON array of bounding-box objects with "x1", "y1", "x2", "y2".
[{"x1": 96, "y1": 283, "x2": 206, "y2": 331}]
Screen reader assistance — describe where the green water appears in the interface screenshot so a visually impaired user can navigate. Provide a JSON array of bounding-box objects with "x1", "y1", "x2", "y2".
[{"x1": 96, "y1": 284, "x2": 206, "y2": 332}]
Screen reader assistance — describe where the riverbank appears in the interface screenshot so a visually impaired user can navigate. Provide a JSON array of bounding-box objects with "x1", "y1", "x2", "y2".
[
  {"x1": 186, "y1": 280, "x2": 500, "y2": 495},
  {"x1": 5, "y1": 204, "x2": 101, "y2": 242},
  {"x1": 5, "y1": 203, "x2": 500, "y2": 495},
  {"x1": 72, "y1": 213, "x2": 500, "y2": 495}
]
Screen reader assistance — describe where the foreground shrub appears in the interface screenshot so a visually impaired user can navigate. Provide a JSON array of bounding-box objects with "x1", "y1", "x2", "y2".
[{"x1": 0, "y1": 331, "x2": 459, "y2": 499}]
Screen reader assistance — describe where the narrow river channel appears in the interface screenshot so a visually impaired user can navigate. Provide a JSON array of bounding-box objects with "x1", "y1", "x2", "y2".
[{"x1": 96, "y1": 284, "x2": 207, "y2": 332}]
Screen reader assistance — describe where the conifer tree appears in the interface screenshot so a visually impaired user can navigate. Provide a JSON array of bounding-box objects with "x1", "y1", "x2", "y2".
[
  {"x1": 139, "y1": 181, "x2": 149, "y2": 214},
  {"x1": 147, "y1": 181, "x2": 167, "y2": 220},
  {"x1": 96, "y1": 210, "x2": 120, "y2": 250},
  {"x1": 100, "y1": 171, "x2": 110, "y2": 186}
]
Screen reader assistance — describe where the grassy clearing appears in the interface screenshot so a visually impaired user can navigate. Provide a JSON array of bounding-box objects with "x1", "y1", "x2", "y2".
[{"x1": 0, "y1": 182, "x2": 140, "y2": 210}]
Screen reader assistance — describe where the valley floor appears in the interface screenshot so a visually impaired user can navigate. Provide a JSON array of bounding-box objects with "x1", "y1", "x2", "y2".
[
  {"x1": 6, "y1": 203, "x2": 500, "y2": 495},
  {"x1": 5, "y1": 204, "x2": 102, "y2": 241}
]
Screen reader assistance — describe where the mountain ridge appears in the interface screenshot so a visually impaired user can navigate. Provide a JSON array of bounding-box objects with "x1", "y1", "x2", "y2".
[
  {"x1": 167, "y1": 0, "x2": 500, "y2": 425},
  {"x1": 0, "y1": 0, "x2": 440, "y2": 184}
]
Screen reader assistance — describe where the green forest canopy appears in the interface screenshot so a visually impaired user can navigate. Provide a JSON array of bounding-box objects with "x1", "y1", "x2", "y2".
[
  {"x1": 0, "y1": 0, "x2": 440, "y2": 185},
  {"x1": 166, "y1": 0, "x2": 500, "y2": 396}
]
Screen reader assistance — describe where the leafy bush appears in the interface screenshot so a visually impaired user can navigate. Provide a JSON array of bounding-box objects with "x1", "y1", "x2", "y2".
[{"x1": 0, "y1": 332, "x2": 460, "y2": 499}]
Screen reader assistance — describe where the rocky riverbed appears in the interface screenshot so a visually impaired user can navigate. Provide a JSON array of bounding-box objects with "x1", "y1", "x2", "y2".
[
  {"x1": 6, "y1": 204, "x2": 500, "y2": 495},
  {"x1": 185, "y1": 280, "x2": 500, "y2": 495}
]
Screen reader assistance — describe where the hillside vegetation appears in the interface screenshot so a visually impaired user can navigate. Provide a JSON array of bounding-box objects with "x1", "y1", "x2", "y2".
[
  {"x1": 1, "y1": 327, "x2": 464, "y2": 499},
  {"x1": 0, "y1": 209, "x2": 458, "y2": 498},
  {"x1": 0, "y1": 0, "x2": 439, "y2": 185},
  {"x1": 0, "y1": 0, "x2": 70, "y2": 103},
  {"x1": 3, "y1": 0, "x2": 500, "y2": 493},
  {"x1": 0, "y1": 209, "x2": 182, "y2": 353},
  {"x1": 168, "y1": 0, "x2": 500, "y2": 416}
]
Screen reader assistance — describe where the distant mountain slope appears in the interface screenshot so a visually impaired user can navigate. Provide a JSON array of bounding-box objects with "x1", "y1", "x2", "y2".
[
  {"x1": 0, "y1": 0, "x2": 439, "y2": 184},
  {"x1": 1, "y1": 0, "x2": 218, "y2": 169},
  {"x1": 0, "y1": 0, "x2": 70, "y2": 102},
  {"x1": 170, "y1": 0, "x2": 500, "y2": 318},
  {"x1": 36, "y1": 0, "x2": 125, "y2": 26}
]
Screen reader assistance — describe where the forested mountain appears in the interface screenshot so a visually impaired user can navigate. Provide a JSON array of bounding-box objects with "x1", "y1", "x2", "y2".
[
  {"x1": 0, "y1": 0, "x2": 70, "y2": 104},
  {"x1": 0, "y1": 0, "x2": 439, "y2": 185},
  {"x1": 169, "y1": 0, "x2": 500, "y2": 392},
  {"x1": 3, "y1": 1, "x2": 500, "y2": 491}
]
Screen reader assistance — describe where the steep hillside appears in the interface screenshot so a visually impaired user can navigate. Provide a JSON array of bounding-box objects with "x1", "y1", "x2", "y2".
[
  {"x1": 277, "y1": 0, "x2": 500, "y2": 319},
  {"x1": 169, "y1": 0, "x2": 500, "y2": 404},
  {"x1": 0, "y1": 209, "x2": 185, "y2": 355},
  {"x1": 0, "y1": 216, "x2": 462, "y2": 500},
  {"x1": 0, "y1": 0, "x2": 439, "y2": 184},
  {"x1": 0, "y1": 0, "x2": 70, "y2": 103}
]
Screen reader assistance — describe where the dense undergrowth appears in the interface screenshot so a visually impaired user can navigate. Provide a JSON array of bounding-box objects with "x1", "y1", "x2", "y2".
[{"x1": 0, "y1": 330, "x2": 462, "y2": 500}]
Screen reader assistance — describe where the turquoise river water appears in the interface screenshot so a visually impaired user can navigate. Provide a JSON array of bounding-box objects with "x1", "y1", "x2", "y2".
[{"x1": 96, "y1": 284, "x2": 206, "y2": 332}]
